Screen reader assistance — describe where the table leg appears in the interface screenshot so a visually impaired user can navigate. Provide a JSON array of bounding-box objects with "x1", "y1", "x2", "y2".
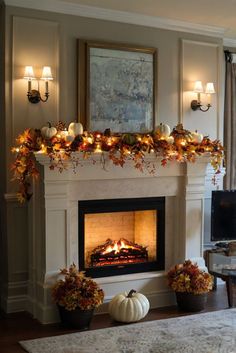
[
  {"x1": 212, "y1": 275, "x2": 217, "y2": 290},
  {"x1": 226, "y1": 278, "x2": 234, "y2": 307}
]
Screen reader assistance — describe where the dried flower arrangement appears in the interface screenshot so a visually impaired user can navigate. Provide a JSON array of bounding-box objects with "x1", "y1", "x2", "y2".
[
  {"x1": 51, "y1": 264, "x2": 104, "y2": 311},
  {"x1": 167, "y1": 260, "x2": 213, "y2": 295}
]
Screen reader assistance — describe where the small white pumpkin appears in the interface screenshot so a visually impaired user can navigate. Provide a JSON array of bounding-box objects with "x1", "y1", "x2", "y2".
[
  {"x1": 68, "y1": 122, "x2": 83, "y2": 137},
  {"x1": 191, "y1": 130, "x2": 203, "y2": 143},
  {"x1": 166, "y1": 136, "x2": 174, "y2": 144},
  {"x1": 109, "y1": 289, "x2": 150, "y2": 323},
  {"x1": 41, "y1": 122, "x2": 57, "y2": 139},
  {"x1": 155, "y1": 123, "x2": 171, "y2": 139}
]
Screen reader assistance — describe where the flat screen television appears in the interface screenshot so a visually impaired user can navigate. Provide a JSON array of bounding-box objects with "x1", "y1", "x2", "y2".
[{"x1": 211, "y1": 190, "x2": 236, "y2": 242}]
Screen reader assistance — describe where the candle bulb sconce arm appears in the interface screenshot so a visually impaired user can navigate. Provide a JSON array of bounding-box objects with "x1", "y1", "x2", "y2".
[
  {"x1": 27, "y1": 89, "x2": 49, "y2": 104},
  {"x1": 191, "y1": 100, "x2": 211, "y2": 112},
  {"x1": 24, "y1": 66, "x2": 53, "y2": 104},
  {"x1": 190, "y1": 81, "x2": 215, "y2": 113}
]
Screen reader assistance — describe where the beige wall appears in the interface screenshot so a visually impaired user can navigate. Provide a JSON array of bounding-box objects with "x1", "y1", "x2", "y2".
[{"x1": 1, "y1": 4, "x2": 224, "y2": 313}]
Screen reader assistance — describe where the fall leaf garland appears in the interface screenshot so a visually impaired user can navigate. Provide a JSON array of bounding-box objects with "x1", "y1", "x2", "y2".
[{"x1": 11, "y1": 123, "x2": 224, "y2": 203}]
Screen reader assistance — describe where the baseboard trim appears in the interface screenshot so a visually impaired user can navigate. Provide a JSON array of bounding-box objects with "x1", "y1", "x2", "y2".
[
  {"x1": 32, "y1": 289, "x2": 175, "y2": 324},
  {"x1": 1, "y1": 294, "x2": 29, "y2": 313}
]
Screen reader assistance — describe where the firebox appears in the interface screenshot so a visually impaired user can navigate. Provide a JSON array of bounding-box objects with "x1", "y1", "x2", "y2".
[{"x1": 78, "y1": 197, "x2": 165, "y2": 278}]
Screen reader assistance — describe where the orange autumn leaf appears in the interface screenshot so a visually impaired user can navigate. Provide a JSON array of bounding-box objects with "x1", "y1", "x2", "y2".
[{"x1": 161, "y1": 158, "x2": 167, "y2": 167}]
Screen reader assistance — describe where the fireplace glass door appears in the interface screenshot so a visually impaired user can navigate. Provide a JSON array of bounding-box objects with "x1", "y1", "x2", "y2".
[{"x1": 78, "y1": 197, "x2": 165, "y2": 277}]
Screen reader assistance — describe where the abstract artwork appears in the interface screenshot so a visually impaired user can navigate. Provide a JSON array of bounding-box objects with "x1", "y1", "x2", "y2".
[{"x1": 78, "y1": 41, "x2": 157, "y2": 133}]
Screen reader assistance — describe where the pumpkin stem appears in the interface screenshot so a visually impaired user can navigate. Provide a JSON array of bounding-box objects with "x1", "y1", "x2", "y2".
[
  {"x1": 47, "y1": 122, "x2": 52, "y2": 128},
  {"x1": 127, "y1": 289, "x2": 136, "y2": 298}
]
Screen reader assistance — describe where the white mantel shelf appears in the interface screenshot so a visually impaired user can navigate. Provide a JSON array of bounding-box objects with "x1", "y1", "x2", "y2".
[
  {"x1": 30, "y1": 153, "x2": 211, "y2": 323},
  {"x1": 35, "y1": 151, "x2": 211, "y2": 181}
]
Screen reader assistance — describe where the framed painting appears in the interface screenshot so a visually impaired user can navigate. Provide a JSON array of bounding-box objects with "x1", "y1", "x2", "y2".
[{"x1": 78, "y1": 40, "x2": 157, "y2": 133}]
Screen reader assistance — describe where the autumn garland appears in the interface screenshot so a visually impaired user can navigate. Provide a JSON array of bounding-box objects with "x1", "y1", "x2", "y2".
[{"x1": 11, "y1": 123, "x2": 224, "y2": 203}]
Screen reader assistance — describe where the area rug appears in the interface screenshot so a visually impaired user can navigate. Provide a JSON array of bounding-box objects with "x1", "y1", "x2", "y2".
[{"x1": 20, "y1": 309, "x2": 236, "y2": 353}]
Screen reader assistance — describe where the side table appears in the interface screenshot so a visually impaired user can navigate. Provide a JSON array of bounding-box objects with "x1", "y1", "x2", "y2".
[{"x1": 209, "y1": 268, "x2": 236, "y2": 307}]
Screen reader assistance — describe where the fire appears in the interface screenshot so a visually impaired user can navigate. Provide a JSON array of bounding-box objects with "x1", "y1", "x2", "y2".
[
  {"x1": 102, "y1": 239, "x2": 136, "y2": 255},
  {"x1": 90, "y1": 238, "x2": 148, "y2": 267}
]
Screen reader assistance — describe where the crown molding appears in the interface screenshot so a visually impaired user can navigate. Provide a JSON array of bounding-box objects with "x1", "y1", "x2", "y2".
[
  {"x1": 223, "y1": 38, "x2": 236, "y2": 48},
  {"x1": 5, "y1": 0, "x2": 226, "y2": 38}
]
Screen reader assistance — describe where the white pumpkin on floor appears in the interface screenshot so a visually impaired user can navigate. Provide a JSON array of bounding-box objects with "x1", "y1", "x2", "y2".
[{"x1": 109, "y1": 289, "x2": 150, "y2": 323}]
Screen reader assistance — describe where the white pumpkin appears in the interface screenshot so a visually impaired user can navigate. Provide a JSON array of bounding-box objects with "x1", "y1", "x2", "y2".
[
  {"x1": 155, "y1": 123, "x2": 171, "y2": 139},
  {"x1": 191, "y1": 130, "x2": 203, "y2": 143},
  {"x1": 166, "y1": 136, "x2": 174, "y2": 144},
  {"x1": 68, "y1": 122, "x2": 83, "y2": 137},
  {"x1": 109, "y1": 289, "x2": 150, "y2": 323},
  {"x1": 41, "y1": 122, "x2": 57, "y2": 139}
]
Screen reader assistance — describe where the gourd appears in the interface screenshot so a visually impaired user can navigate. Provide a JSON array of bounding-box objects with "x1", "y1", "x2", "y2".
[
  {"x1": 41, "y1": 122, "x2": 57, "y2": 139},
  {"x1": 171, "y1": 123, "x2": 193, "y2": 146},
  {"x1": 108, "y1": 289, "x2": 150, "y2": 323},
  {"x1": 121, "y1": 133, "x2": 137, "y2": 146},
  {"x1": 68, "y1": 122, "x2": 83, "y2": 137},
  {"x1": 155, "y1": 123, "x2": 171, "y2": 139},
  {"x1": 191, "y1": 130, "x2": 203, "y2": 143}
]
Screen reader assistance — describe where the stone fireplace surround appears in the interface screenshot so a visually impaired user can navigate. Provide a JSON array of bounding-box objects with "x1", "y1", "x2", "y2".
[{"x1": 29, "y1": 153, "x2": 209, "y2": 324}]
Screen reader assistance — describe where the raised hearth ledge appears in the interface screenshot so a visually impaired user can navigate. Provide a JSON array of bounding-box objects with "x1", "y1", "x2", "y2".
[
  {"x1": 44, "y1": 269, "x2": 166, "y2": 286},
  {"x1": 29, "y1": 153, "x2": 210, "y2": 323}
]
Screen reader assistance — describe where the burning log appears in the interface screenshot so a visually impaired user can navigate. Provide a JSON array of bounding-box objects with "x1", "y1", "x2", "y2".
[{"x1": 90, "y1": 238, "x2": 148, "y2": 267}]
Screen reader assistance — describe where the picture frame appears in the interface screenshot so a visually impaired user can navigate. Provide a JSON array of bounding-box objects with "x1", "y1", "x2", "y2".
[{"x1": 78, "y1": 40, "x2": 157, "y2": 133}]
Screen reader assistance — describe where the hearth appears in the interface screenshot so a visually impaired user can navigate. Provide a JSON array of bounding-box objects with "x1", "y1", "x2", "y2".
[{"x1": 78, "y1": 197, "x2": 165, "y2": 278}]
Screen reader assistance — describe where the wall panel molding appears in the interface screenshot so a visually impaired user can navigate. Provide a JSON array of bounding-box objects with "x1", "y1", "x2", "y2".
[
  {"x1": 12, "y1": 16, "x2": 59, "y2": 139},
  {"x1": 180, "y1": 39, "x2": 222, "y2": 140}
]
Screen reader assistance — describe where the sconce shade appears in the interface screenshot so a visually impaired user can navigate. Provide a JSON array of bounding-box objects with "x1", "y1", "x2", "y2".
[
  {"x1": 191, "y1": 80, "x2": 215, "y2": 112},
  {"x1": 24, "y1": 66, "x2": 35, "y2": 80},
  {"x1": 205, "y1": 82, "x2": 215, "y2": 94},
  {"x1": 193, "y1": 80, "x2": 203, "y2": 93},
  {"x1": 24, "y1": 65, "x2": 52, "y2": 103},
  {"x1": 41, "y1": 66, "x2": 53, "y2": 81}
]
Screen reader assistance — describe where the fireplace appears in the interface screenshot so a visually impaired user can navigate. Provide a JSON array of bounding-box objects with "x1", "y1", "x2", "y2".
[
  {"x1": 78, "y1": 197, "x2": 165, "y2": 277},
  {"x1": 32, "y1": 153, "x2": 210, "y2": 323}
]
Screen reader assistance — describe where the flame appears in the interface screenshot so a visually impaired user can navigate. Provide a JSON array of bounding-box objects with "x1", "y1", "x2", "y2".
[{"x1": 102, "y1": 239, "x2": 137, "y2": 255}]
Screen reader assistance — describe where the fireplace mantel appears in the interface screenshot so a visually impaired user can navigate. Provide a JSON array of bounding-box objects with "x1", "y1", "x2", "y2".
[
  {"x1": 35, "y1": 152, "x2": 210, "y2": 180},
  {"x1": 29, "y1": 153, "x2": 210, "y2": 323}
]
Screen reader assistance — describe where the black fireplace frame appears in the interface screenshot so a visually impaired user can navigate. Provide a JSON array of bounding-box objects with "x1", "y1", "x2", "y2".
[{"x1": 78, "y1": 197, "x2": 165, "y2": 278}]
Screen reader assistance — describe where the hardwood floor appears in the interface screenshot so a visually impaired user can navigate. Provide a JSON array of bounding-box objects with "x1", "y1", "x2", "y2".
[{"x1": 0, "y1": 285, "x2": 229, "y2": 353}]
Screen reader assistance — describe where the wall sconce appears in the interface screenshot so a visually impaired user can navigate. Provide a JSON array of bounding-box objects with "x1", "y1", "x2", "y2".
[
  {"x1": 24, "y1": 66, "x2": 53, "y2": 104},
  {"x1": 190, "y1": 81, "x2": 215, "y2": 112}
]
